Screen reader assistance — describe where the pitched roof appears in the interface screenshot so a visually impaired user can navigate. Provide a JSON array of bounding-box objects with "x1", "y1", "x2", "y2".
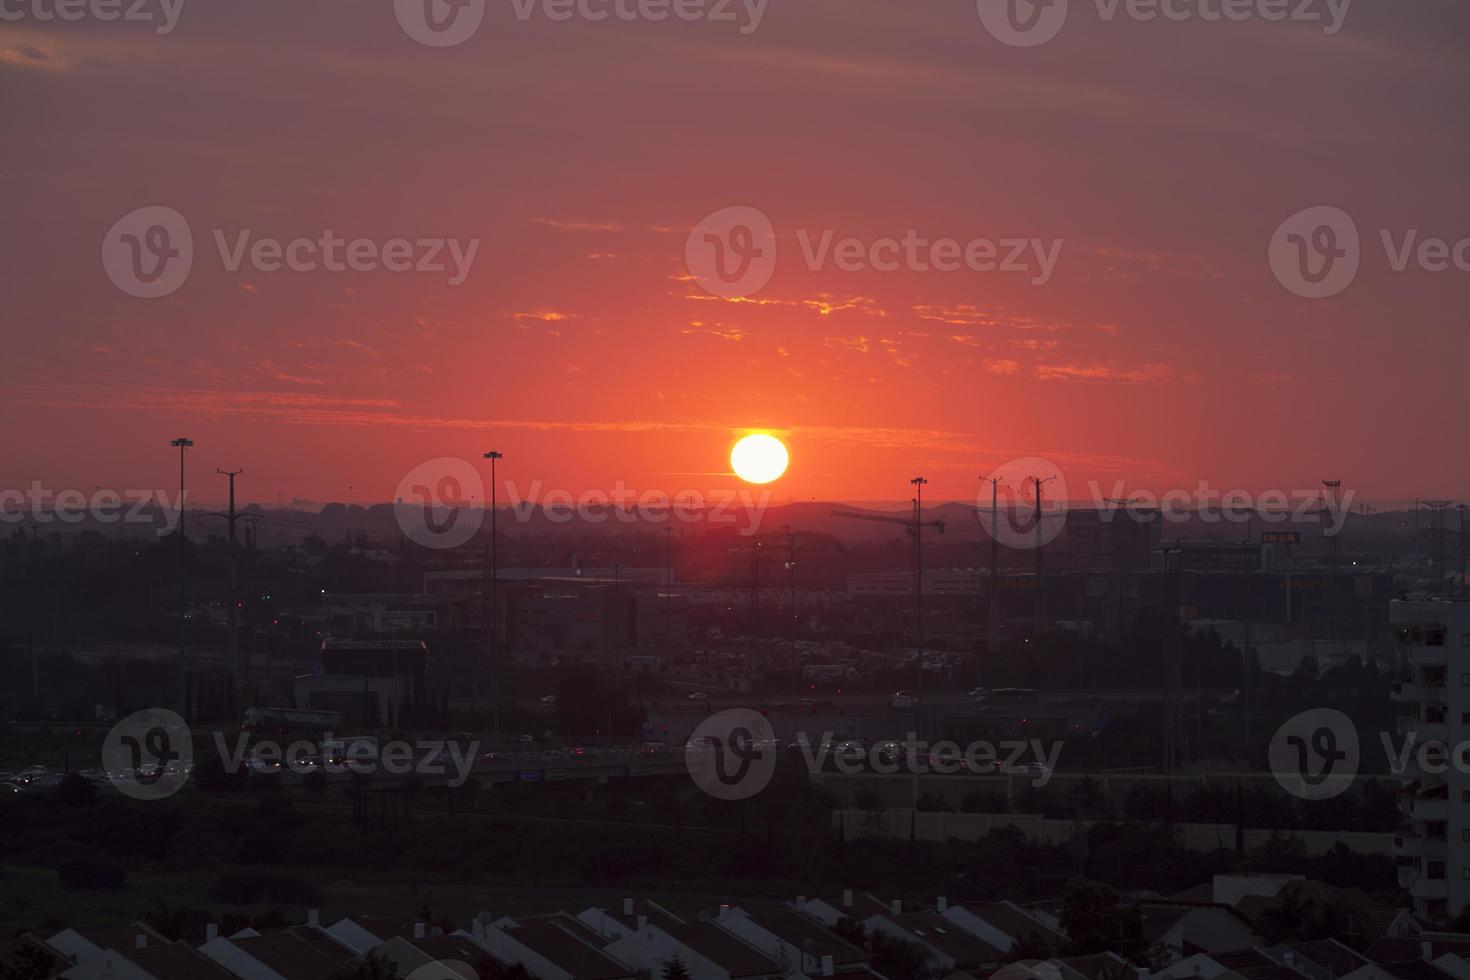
[
  {"x1": 506, "y1": 922, "x2": 634, "y2": 979},
  {"x1": 410, "y1": 934, "x2": 493, "y2": 972},
  {"x1": 1206, "y1": 949, "x2": 1307, "y2": 980},
  {"x1": 1368, "y1": 938, "x2": 1470, "y2": 964},
  {"x1": 76, "y1": 923, "x2": 171, "y2": 954},
  {"x1": 122, "y1": 943, "x2": 238, "y2": 979},
  {"x1": 1380, "y1": 960, "x2": 1461, "y2": 980},
  {"x1": 284, "y1": 926, "x2": 359, "y2": 965},
  {"x1": 659, "y1": 921, "x2": 779, "y2": 978},
  {"x1": 747, "y1": 910, "x2": 867, "y2": 965},
  {"x1": 515, "y1": 913, "x2": 613, "y2": 948},
  {"x1": 1285, "y1": 939, "x2": 1370, "y2": 975},
  {"x1": 348, "y1": 914, "x2": 428, "y2": 942},
  {"x1": 965, "y1": 903, "x2": 1066, "y2": 946},
  {"x1": 229, "y1": 933, "x2": 342, "y2": 980},
  {"x1": 893, "y1": 911, "x2": 1005, "y2": 965}
]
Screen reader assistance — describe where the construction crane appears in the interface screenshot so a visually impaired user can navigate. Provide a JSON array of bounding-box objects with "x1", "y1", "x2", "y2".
[{"x1": 833, "y1": 480, "x2": 945, "y2": 702}]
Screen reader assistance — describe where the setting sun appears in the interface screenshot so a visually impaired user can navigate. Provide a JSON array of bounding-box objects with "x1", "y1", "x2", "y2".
[{"x1": 730, "y1": 433, "x2": 789, "y2": 485}]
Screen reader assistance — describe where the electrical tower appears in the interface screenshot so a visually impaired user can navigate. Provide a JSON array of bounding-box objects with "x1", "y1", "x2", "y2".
[{"x1": 833, "y1": 482, "x2": 945, "y2": 702}]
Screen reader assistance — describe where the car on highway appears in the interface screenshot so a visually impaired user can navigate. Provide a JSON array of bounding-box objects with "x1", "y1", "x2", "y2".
[
  {"x1": 999, "y1": 762, "x2": 1052, "y2": 779},
  {"x1": 687, "y1": 692, "x2": 709, "y2": 701},
  {"x1": 539, "y1": 695, "x2": 558, "y2": 705}
]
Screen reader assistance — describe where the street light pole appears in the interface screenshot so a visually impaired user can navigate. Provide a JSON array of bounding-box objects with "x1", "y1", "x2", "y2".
[
  {"x1": 483, "y1": 451, "x2": 502, "y2": 741},
  {"x1": 171, "y1": 437, "x2": 193, "y2": 717},
  {"x1": 911, "y1": 476, "x2": 927, "y2": 701}
]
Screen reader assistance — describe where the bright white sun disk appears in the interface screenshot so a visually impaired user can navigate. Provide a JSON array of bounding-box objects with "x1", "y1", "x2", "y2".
[{"x1": 730, "y1": 434, "x2": 789, "y2": 484}]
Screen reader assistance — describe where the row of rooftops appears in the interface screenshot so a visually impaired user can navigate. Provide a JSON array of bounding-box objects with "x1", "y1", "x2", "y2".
[{"x1": 4, "y1": 878, "x2": 1469, "y2": 980}]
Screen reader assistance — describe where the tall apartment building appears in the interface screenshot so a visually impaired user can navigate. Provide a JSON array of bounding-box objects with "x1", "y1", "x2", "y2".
[{"x1": 1391, "y1": 597, "x2": 1470, "y2": 920}]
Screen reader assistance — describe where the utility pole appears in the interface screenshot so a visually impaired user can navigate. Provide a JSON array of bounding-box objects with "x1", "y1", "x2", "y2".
[
  {"x1": 980, "y1": 477, "x2": 1003, "y2": 654},
  {"x1": 482, "y1": 451, "x2": 502, "y2": 741},
  {"x1": 911, "y1": 477, "x2": 928, "y2": 701},
  {"x1": 171, "y1": 437, "x2": 193, "y2": 718},
  {"x1": 217, "y1": 468, "x2": 243, "y2": 698},
  {"x1": 1028, "y1": 475, "x2": 1057, "y2": 640},
  {"x1": 832, "y1": 489, "x2": 944, "y2": 708}
]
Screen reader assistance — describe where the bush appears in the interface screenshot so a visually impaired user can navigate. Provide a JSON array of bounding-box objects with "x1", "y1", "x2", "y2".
[{"x1": 57, "y1": 858, "x2": 126, "y2": 890}]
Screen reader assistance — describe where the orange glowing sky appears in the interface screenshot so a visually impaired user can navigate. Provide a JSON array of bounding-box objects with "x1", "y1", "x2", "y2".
[{"x1": 3, "y1": 2, "x2": 1468, "y2": 506}]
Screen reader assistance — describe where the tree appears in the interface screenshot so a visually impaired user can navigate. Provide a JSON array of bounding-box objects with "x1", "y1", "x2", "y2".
[
  {"x1": 0, "y1": 945, "x2": 57, "y2": 980},
  {"x1": 661, "y1": 955, "x2": 692, "y2": 980},
  {"x1": 868, "y1": 931, "x2": 935, "y2": 980},
  {"x1": 1059, "y1": 878, "x2": 1143, "y2": 959},
  {"x1": 1254, "y1": 881, "x2": 1313, "y2": 944}
]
